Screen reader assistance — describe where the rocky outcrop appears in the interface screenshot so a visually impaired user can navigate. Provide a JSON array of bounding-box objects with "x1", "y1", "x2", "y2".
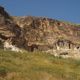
[
  {"x1": 0, "y1": 6, "x2": 80, "y2": 58},
  {"x1": 13, "y1": 16, "x2": 80, "y2": 50},
  {"x1": 0, "y1": 6, "x2": 21, "y2": 38},
  {"x1": 0, "y1": 6, "x2": 22, "y2": 50}
]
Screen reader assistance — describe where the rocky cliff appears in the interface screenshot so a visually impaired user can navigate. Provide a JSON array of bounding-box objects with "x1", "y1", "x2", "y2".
[{"x1": 0, "y1": 6, "x2": 80, "y2": 58}]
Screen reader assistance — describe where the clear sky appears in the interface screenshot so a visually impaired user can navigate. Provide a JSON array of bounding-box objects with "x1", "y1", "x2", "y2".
[{"x1": 0, "y1": 0, "x2": 80, "y2": 23}]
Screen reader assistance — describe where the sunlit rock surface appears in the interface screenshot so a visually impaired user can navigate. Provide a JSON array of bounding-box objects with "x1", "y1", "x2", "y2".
[{"x1": 0, "y1": 6, "x2": 80, "y2": 58}]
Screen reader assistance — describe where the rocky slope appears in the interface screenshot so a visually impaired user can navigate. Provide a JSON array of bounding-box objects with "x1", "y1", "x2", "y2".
[{"x1": 0, "y1": 6, "x2": 80, "y2": 58}]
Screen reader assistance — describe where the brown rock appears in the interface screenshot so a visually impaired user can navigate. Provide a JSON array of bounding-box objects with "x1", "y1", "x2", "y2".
[{"x1": 0, "y1": 6, "x2": 80, "y2": 56}]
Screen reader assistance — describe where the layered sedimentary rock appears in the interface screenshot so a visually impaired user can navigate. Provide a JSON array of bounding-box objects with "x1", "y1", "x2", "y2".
[
  {"x1": 0, "y1": 6, "x2": 80, "y2": 58},
  {"x1": 13, "y1": 16, "x2": 80, "y2": 50},
  {"x1": 0, "y1": 6, "x2": 22, "y2": 48}
]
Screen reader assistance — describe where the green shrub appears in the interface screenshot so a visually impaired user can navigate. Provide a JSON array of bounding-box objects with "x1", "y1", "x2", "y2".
[{"x1": 0, "y1": 66, "x2": 8, "y2": 78}]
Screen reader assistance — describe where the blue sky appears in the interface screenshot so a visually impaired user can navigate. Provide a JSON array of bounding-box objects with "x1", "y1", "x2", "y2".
[{"x1": 0, "y1": 0, "x2": 80, "y2": 23}]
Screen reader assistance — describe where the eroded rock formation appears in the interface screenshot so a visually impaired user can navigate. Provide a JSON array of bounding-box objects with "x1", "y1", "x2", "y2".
[{"x1": 0, "y1": 6, "x2": 80, "y2": 58}]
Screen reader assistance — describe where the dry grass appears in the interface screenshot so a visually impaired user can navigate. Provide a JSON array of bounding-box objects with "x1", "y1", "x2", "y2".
[{"x1": 0, "y1": 49, "x2": 80, "y2": 80}]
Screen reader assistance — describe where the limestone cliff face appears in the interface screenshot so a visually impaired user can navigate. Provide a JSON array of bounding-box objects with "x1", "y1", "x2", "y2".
[{"x1": 0, "y1": 6, "x2": 80, "y2": 58}]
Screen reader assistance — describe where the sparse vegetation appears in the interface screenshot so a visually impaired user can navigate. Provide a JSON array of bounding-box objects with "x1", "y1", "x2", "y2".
[
  {"x1": 60, "y1": 20, "x2": 79, "y2": 25},
  {"x1": 0, "y1": 66, "x2": 8, "y2": 78},
  {"x1": 0, "y1": 49, "x2": 80, "y2": 80}
]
